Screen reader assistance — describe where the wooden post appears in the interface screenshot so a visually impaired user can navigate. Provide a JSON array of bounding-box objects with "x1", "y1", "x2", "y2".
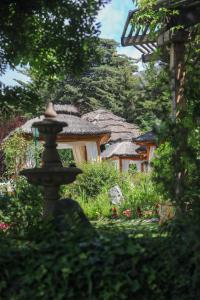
[
  {"x1": 119, "y1": 158, "x2": 122, "y2": 172},
  {"x1": 170, "y1": 40, "x2": 187, "y2": 208},
  {"x1": 170, "y1": 42, "x2": 186, "y2": 121},
  {"x1": 96, "y1": 140, "x2": 101, "y2": 162},
  {"x1": 84, "y1": 146, "x2": 87, "y2": 162}
]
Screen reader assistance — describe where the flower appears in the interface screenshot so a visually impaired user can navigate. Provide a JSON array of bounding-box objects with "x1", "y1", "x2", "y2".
[
  {"x1": 122, "y1": 209, "x2": 132, "y2": 218},
  {"x1": 111, "y1": 207, "x2": 118, "y2": 219},
  {"x1": 0, "y1": 223, "x2": 10, "y2": 230}
]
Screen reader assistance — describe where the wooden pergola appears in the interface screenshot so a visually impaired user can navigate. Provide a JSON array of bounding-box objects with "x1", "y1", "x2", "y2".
[
  {"x1": 121, "y1": 0, "x2": 200, "y2": 120},
  {"x1": 122, "y1": 0, "x2": 200, "y2": 203}
]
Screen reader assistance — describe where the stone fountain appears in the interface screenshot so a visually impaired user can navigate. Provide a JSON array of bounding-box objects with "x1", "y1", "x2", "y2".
[{"x1": 20, "y1": 102, "x2": 82, "y2": 218}]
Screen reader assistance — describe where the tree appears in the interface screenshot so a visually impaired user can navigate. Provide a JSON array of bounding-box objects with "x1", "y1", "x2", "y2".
[
  {"x1": 133, "y1": 0, "x2": 200, "y2": 213},
  {"x1": 131, "y1": 63, "x2": 171, "y2": 129},
  {"x1": 0, "y1": 0, "x2": 110, "y2": 79},
  {"x1": 29, "y1": 39, "x2": 139, "y2": 116},
  {"x1": 21, "y1": 38, "x2": 170, "y2": 130}
]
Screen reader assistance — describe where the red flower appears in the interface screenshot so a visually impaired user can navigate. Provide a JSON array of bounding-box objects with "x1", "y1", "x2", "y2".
[
  {"x1": 0, "y1": 223, "x2": 10, "y2": 230},
  {"x1": 111, "y1": 207, "x2": 118, "y2": 219},
  {"x1": 122, "y1": 209, "x2": 132, "y2": 218}
]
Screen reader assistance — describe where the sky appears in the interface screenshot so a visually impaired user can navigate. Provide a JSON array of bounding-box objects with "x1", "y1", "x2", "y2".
[{"x1": 1, "y1": 0, "x2": 141, "y2": 86}]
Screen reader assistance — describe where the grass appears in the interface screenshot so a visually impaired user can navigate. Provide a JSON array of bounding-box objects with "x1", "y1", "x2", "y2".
[{"x1": 92, "y1": 218, "x2": 160, "y2": 238}]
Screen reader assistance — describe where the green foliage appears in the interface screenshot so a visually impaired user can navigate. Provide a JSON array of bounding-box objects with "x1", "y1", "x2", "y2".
[
  {"x1": 0, "y1": 84, "x2": 46, "y2": 119},
  {"x1": 0, "y1": 0, "x2": 110, "y2": 79},
  {"x1": 1, "y1": 132, "x2": 42, "y2": 178},
  {"x1": 62, "y1": 161, "x2": 120, "y2": 199},
  {"x1": 135, "y1": 64, "x2": 171, "y2": 129},
  {"x1": 61, "y1": 163, "x2": 159, "y2": 220},
  {"x1": 74, "y1": 190, "x2": 112, "y2": 220},
  {"x1": 1, "y1": 132, "x2": 31, "y2": 177},
  {"x1": 58, "y1": 149, "x2": 74, "y2": 166},
  {"x1": 152, "y1": 116, "x2": 200, "y2": 213},
  {"x1": 152, "y1": 142, "x2": 174, "y2": 200},
  {"x1": 0, "y1": 219, "x2": 200, "y2": 300},
  {"x1": 132, "y1": 2, "x2": 200, "y2": 214},
  {"x1": 27, "y1": 39, "x2": 140, "y2": 118},
  {"x1": 133, "y1": 0, "x2": 180, "y2": 37},
  {"x1": 0, "y1": 176, "x2": 43, "y2": 232},
  {"x1": 120, "y1": 172, "x2": 160, "y2": 218},
  {"x1": 20, "y1": 38, "x2": 171, "y2": 130}
]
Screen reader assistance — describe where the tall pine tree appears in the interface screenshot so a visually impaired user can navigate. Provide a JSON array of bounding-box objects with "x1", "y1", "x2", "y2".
[{"x1": 5, "y1": 39, "x2": 171, "y2": 130}]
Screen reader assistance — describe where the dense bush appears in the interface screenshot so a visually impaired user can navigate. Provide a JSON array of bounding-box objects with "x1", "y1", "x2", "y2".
[
  {"x1": 0, "y1": 176, "x2": 43, "y2": 232},
  {"x1": 119, "y1": 172, "x2": 160, "y2": 218},
  {"x1": 0, "y1": 220, "x2": 200, "y2": 300},
  {"x1": 62, "y1": 162, "x2": 160, "y2": 220},
  {"x1": 1, "y1": 132, "x2": 31, "y2": 178},
  {"x1": 1, "y1": 131, "x2": 43, "y2": 178},
  {"x1": 62, "y1": 161, "x2": 121, "y2": 198}
]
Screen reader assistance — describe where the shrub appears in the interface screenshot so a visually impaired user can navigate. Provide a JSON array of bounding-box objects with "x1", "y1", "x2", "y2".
[
  {"x1": 1, "y1": 132, "x2": 31, "y2": 178},
  {"x1": 0, "y1": 176, "x2": 43, "y2": 231},
  {"x1": 62, "y1": 161, "x2": 120, "y2": 199},
  {"x1": 0, "y1": 220, "x2": 200, "y2": 300},
  {"x1": 74, "y1": 189, "x2": 112, "y2": 220},
  {"x1": 120, "y1": 172, "x2": 160, "y2": 218},
  {"x1": 61, "y1": 162, "x2": 160, "y2": 220},
  {"x1": 1, "y1": 131, "x2": 43, "y2": 178},
  {"x1": 58, "y1": 149, "x2": 74, "y2": 166}
]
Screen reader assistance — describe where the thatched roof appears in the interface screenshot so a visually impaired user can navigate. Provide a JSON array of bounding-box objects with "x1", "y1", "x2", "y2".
[
  {"x1": 136, "y1": 146, "x2": 147, "y2": 153},
  {"x1": 101, "y1": 141, "x2": 141, "y2": 159},
  {"x1": 53, "y1": 104, "x2": 80, "y2": 116},
  {"x1": 134, "y1": 131, "x2": 157, "y2": 143},
  {"x1": 16, "y1": 105, "x2": 110, "y2": 138},
  {"x1": 82, "y1": 109, "x2": 141, "y2": 143}
]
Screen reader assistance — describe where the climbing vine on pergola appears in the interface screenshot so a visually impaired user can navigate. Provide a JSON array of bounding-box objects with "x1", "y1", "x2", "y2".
[
  {"x1": 121, "y1": 0, "x2": 200, "y2": 209},
  {"x1": 121, "y1": 0, "x2": 200, "y2": 119}
]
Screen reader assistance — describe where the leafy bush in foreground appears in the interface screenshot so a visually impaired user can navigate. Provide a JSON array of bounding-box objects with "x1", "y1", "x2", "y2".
[{"x1": 0, "y1": 219, "x2": 200, "y2": 300}]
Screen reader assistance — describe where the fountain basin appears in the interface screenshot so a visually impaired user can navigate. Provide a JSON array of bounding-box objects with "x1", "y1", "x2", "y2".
[{"x1": 20, "y1": 167, "x2": 82, "y2": 186}]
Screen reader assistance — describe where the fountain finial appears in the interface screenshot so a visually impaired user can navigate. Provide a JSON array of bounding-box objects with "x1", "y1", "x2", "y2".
[{"x1": 44, "y1": 102, "x2": 57, "y2": 118}]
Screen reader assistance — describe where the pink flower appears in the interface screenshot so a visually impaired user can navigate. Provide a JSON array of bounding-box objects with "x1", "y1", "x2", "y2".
[
  {"x1": 122, "y1": 209, "x2": 132, "y2": 218},
  {"x1": 0, "y1": 223, "x2": 10, "y2": 230}
]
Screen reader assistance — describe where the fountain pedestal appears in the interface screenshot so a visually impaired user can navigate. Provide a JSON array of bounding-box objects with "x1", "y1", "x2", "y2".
[{"x1": 20, "y1": 102, "x2": 82, "y2": 218}]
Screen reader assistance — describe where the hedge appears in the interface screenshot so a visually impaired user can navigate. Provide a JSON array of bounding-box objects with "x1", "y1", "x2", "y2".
[{"x1": 0, "y1": 221, "x2": 200, "y2": 300}]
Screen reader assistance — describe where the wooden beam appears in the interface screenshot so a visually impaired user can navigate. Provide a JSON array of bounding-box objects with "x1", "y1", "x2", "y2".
[
  {"x1": 170, "y1": 41, "x2": 186, "y2": 120},
  {"x1": 96, "y1": 140, "x2": 101, "y2": 162},
  {"x1": 24, "y1": 132, "x2": 110, "y2": 144},
  {"x1": 121, "y1": 34, "x2": 156, "y2": 47},
  {"x1": 84, "y1": 146, "x2": 87, "y2": 162},
  {"x1": 146, "y1": 146, "x2": 150, "y2": 161},
  {"x1": 110, "y1": 155, "x2": 145, "y2": 161},
  {"x1": 135, "y1": 141, "x2": 157, "y2": 147},
  {"x1": 119, "y1": 158, "x2": 122, "y2": 173},
  {"x1": 157, "y1": 29, "x2": 189, "y2": 46}
]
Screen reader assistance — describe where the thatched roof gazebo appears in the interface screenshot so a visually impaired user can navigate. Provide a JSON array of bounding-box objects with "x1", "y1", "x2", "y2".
[
  {"x1": 82, "y1": 109, "x2": 146, "y2": 172},
  {"x1": 134, "y1": 131, "x2": 157, "y2": 170},
  {"x1": 82, "y1": 109, "x2": 141, "y2": 143},
  {"x1": 134, "y1": 131, "x2": 157, "y2": 144},
  {"x1": 101, "y1": 141, "x2": 147, "y2": 172},
  {"x1": 18, "y1": 104, "x2": 111, "y2": 165}
]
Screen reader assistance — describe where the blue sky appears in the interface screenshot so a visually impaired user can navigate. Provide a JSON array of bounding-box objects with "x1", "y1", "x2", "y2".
[{"x1": 1, "y1": 0, "x2": 140, "y2": 86}]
